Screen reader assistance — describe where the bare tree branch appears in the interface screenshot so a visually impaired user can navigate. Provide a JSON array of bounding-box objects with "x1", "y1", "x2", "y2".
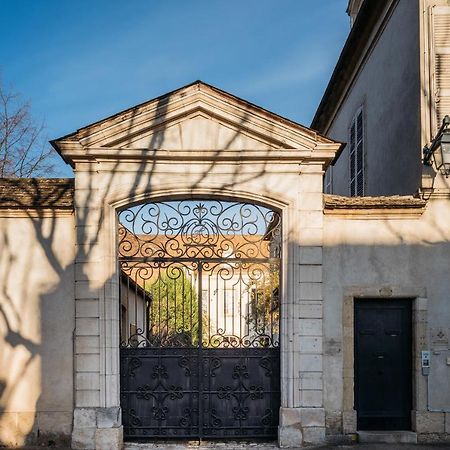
[{"x1": 0, "y1": 79, "x2": 57, "y2": 177}]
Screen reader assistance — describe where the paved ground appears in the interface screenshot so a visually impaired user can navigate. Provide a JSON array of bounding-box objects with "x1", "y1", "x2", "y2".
[
  {"x1": 6, "y1": 442, "x2": 450, "y2": 449},
  {"x1": 123, "y1": 444, "x2": 450, "y2": 450}
]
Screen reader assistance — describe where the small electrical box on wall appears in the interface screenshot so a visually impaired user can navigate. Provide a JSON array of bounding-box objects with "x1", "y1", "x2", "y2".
[{"x1": 421, "y1": 350, "x2": 431, "y2": 376}]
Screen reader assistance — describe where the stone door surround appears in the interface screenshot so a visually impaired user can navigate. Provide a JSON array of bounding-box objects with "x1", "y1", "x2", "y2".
[{"x1": 342, "y1": 286, "x2": 428, "y2": 435}]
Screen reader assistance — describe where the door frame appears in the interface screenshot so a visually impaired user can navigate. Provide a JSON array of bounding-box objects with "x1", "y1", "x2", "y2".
[
  {"x1": 341, "y1": 286, "x2": 429, "y2": 434},
  {"x1": 104, "y1": 187, "x2": 298, "y2": 432}
]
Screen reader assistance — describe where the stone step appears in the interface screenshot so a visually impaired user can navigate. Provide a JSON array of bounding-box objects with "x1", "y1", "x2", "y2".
[{"x1": 357, "y1": 430, "x2": 418, "y2": 444}]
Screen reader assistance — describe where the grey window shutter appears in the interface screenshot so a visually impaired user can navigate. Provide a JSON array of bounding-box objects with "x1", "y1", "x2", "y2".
[
  {"x1": 349, "y1": 118, "x2": 356, "y2": 196},
  {"x1": 356, "y1": 111, "x2": 364, "y2": 196},
  {"x1": 349, "y1": 108, "x2": 364, "y2": 196}
]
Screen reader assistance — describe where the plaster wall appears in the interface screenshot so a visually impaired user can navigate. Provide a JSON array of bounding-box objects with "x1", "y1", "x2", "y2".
[
  {"x1": 327, "y1": 0, "x2": 422, "y2": 196},
  {"x1": 0, "y1": 211, "x2": 75, "y2": 447},
  {"x1": 323, "y1": 199, "x2": 450, "y2": 440}
]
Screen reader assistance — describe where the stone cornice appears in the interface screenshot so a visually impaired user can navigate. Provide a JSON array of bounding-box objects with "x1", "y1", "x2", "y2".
[
  {"x1": 54, "y1": 147, "x2": 338, "y2": 166},
  {"x1": 323, "y1": 194, "x2": 427, "y2": 218},
  {"x1": 0, "y1": 208, "x2": 74, "y2": 218}
]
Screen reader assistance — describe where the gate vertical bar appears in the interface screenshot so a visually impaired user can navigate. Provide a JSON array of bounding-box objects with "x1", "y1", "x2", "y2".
[{"x1": 198, "y1": 261, "x2": 203, "y2": 439}]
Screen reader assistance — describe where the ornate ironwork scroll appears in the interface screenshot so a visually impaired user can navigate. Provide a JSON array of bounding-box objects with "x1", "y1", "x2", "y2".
[
  {"x1": 118, "y1": 200, "x2": 281, "y2": 260},
  {"x1": 119, "y1": 199, "x2": 281, "y2": 439}
]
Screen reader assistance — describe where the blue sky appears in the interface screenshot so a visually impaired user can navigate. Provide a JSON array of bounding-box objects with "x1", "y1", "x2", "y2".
[{"x1": 1, "y1": 1, "x2": 349, "y2": 177}]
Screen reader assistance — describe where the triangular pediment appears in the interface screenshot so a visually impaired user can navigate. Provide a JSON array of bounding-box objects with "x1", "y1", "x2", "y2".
[
  {"x1": 51, "y1": 81, "x2": 343, "y2": 166},
  {"x1": 110, "y1": 110, "x2": 284, "y2": 150}
]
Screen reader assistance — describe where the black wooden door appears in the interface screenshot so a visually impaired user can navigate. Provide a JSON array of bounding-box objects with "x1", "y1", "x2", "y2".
[{"x1": 354, "y1": 299, "x2": 412, "y2": 430}]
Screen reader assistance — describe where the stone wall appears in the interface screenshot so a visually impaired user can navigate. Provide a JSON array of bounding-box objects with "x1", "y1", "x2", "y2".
[
  {"x1": 323, "y1": 197, "x2": 450, "y2": 443},
  {"x1": 0, "y1": 209, "x2": 75, "y2": 447}
]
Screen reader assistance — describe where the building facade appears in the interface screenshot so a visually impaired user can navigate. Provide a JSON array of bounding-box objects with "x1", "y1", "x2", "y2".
[
  {"x1": 313, "y1": 0, "x2": 450, "y2": 198},
  {"x1": 312, "y1": 0, "x2": 450, "y2": 443},
  {"x1": 0, "y1": 3, "x2": 450, "y2": 448}
]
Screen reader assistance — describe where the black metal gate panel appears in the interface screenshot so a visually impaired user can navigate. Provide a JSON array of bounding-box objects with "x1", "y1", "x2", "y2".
[{"x1": 118, "y1": 200, "x2": 281, "y2": 440}]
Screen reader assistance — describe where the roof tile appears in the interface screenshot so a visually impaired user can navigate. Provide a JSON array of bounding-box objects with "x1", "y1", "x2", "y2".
[{"x1": 0, "y1": 178, "x2": 74, "y2": 209}]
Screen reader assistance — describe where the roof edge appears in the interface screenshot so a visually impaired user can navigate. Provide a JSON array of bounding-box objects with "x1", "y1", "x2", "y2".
[
  {"x1": 51, "y1": 80, "x2": 338, "y2": 150},
  {"x1": 311, "y1": 0, "x2": 393, "y2": 133},
  {"x1": 0, "y1": 177, "x2": 75, "y2": 210}
]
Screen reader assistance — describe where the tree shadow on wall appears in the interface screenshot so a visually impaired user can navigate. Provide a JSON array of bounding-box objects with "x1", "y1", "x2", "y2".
[
  {"x1": 0, "y1": 178, "x2": 74, "y2": 446},
  {"x1": 1, "y1": 81, "x2": 320, "y2": 446}
]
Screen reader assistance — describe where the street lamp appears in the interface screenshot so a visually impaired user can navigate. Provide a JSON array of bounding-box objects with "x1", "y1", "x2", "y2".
[{"x1": 423, "y1": 115, "x2": 450, "y2": 177}]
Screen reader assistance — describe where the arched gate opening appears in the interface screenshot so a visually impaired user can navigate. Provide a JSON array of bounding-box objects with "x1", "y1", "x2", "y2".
[{"x1": 118, "y1": 199, "x2": 281, "y2": 440}]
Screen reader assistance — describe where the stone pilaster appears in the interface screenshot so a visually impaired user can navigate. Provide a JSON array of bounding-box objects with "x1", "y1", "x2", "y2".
[
  {"x1": 279, "y1": 165, "x2": 325, "y2": 447},
  {"x1": 72, "y1": 169, "x2": 122, "y2": 450}
]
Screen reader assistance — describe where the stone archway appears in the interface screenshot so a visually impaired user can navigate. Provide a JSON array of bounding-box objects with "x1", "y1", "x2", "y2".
[
  {"x1": 51, "y1": 81, "x2": 343, "y2": 449},
  {"x1": 118, "y1": 198, "x2": 282, "y2": 440}
]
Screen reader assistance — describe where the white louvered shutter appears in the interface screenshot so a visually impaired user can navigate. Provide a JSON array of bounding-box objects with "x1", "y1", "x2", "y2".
[{"x1": 431, "y1": 6, "x2": 450, "y2": 129}]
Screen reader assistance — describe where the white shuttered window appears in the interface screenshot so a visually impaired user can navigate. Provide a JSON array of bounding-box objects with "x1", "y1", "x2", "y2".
[
  {"x1": 431, "y1": 6, "x2": 450, "y2": 129},
  {"x1": 349, "y1": 107, "x2": 364, "y2": 196},
  {"x1": 325, "y1": 167, "x2": 333, "y2": 194}
]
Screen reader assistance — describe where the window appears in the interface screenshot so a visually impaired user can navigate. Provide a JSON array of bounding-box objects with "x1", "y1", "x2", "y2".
[
  {"x1": 349, "y1": 107, "x2": 364, "y2": 196},
  {"x1": 121, "y1": 305, "x2": 128, "y2": 343},
  {"x1": 325, "y1": 167, "x2": 333, "y2": 194},
  {"x1": 431, "y1": 6, "x2": 450, "y2": 130},
  {"x1": 224, "y1": 288, "x2": 235, "y2": 316}
]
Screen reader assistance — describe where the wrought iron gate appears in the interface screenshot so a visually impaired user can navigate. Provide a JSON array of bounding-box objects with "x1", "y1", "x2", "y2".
[{"x1": 118, "y1": 200, "x2": 281, "y2": 440}]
